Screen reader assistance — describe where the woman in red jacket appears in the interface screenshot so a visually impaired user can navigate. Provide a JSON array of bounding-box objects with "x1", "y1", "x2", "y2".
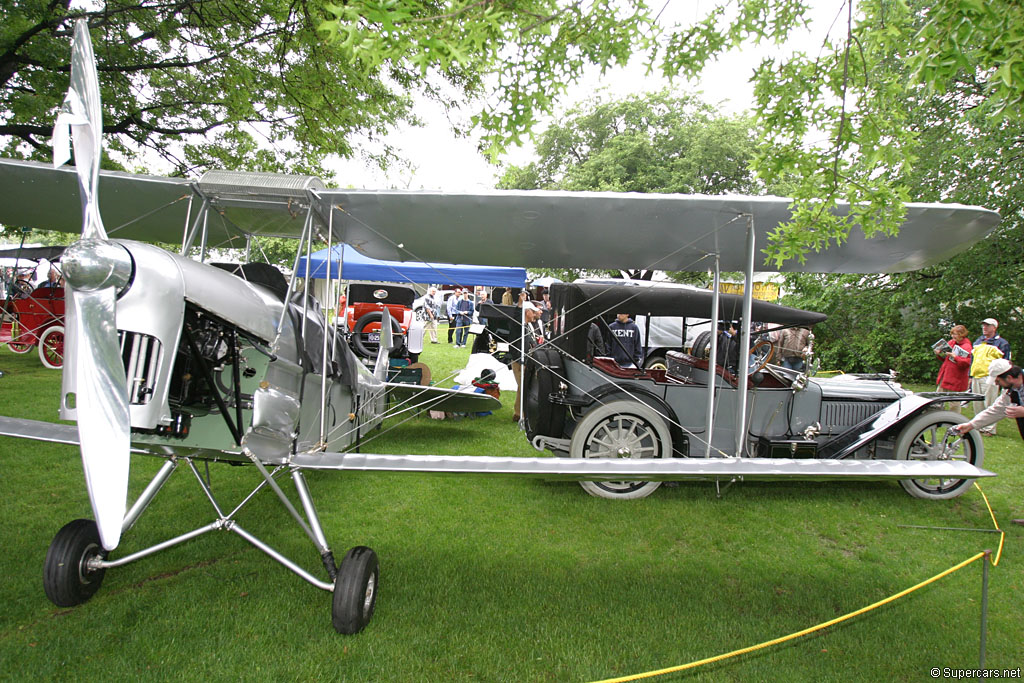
[{"x1": 935, "y1": 324, "x2": 973, "y2": 412}]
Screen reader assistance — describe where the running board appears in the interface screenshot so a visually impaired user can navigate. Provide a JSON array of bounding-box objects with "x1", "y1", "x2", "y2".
[{"x1": 291, "y1": 452, "x2": 994, "y2": 482}]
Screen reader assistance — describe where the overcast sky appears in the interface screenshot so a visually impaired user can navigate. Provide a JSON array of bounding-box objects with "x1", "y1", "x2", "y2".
[{"x1": 328, "y1": 2, "x2": 842, "y2": 192}]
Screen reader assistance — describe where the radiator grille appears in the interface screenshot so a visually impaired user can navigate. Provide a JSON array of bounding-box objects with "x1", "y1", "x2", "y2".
[
  {"x1": 821, "y1": 400, "x2": 888, "y2": 428},
  {"x1": 118, "y1": 331, "x2": 161, "y2": 405}
]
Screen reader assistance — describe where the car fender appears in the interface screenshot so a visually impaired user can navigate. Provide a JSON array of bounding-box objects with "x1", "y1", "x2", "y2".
[
  {"x1": 817, "y1": 392, "x2": 984, "y2": 459},
  {"x1": 575, "y1": 383, "x2": 686, "y2": 456}
]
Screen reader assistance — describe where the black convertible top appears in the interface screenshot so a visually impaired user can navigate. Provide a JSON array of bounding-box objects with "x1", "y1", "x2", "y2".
[
  {"x1": 552, "y1": 282, "x2": 827, "y2": 324},
  {"x1": 549, "y1": 282, "x2": 826, "y2": 360}
]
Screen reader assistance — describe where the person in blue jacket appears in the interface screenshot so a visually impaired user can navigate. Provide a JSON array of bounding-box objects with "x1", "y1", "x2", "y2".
[
  {"x1": 454, "y1": 290, "x2": 475, "y2": 347},
  {"x1": 608, "y1": 312, "x2": 642, "y2": 368}
]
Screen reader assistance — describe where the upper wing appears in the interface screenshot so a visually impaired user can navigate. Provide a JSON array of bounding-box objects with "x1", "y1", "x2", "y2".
[
  {"x1": 0, "y1": 158, "x2": 192, "y2": 244},
  {"x1": 322, "y1": 190, "x2": 1000, "y2": 274},
  {"x1": 0, "y1": 159, "x2": 1000, "y2": 273}
]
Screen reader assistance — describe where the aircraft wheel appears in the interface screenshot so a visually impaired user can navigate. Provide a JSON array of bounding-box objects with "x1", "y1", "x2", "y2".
[
  {"x1": 43, "y1": 519, "x2": 108, "y2": 607},
  {"x1": 332, "y1": 546, "x2": 379, "y2": 634},
  {"x1": 895, "y1": 410, "x2": 983, "y2": 500},
  {"x1": 38, "y1": 325, "x2": 65, "y2": 369},
  {"x1": 643, "y1": 355, "x2": 667, "y2": 371},
  {"x1": 571, "y1": 400, "x2": 670, "y2": 500}
]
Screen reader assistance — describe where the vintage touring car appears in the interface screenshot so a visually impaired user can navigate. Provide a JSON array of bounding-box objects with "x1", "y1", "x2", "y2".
[{"x1": 521, "y1": 282, "x2": 983, "y2": 500}]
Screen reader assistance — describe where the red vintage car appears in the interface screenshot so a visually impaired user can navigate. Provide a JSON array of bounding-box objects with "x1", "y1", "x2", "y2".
[
  {"x1": 0, "y1": 246, "x2": 65, "y2": 369},
  {"x1": 339, "y1": 282, "x2": 421, "y2": 361}
]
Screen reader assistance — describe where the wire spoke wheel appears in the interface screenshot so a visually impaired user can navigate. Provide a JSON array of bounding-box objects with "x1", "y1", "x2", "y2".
[
  {"x1": 570, "y1": 400, "x2": 672, "y2": 500},
  {"x1": 39, "y1": 324, "x2": 64, "y2": 369},
  {"x1": 895, "y1": 410, "x2": 982, "y2": 499}
]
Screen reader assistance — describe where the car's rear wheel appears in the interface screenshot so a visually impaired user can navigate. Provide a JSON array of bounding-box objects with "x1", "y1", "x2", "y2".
[
  {"x1": 570, "y1": 400, "x2": 671, "y2": 500},
  {"x1": 895, "y1": 410, "x2": 983, "y2": 499}
]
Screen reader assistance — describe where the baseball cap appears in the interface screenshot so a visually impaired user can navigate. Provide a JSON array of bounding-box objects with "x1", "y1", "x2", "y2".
[
  {"x1": 982, "y1": 317, "x2": 998, "y2": 326},
  {"x1": 988, "y1": 358, "x2": 1011, "y2": 378},
  {"x1": 522, "y1": 301, "x2": 540, "y2": 312}
]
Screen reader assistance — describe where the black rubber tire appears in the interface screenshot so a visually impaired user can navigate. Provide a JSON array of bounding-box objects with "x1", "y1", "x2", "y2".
[
  {"x1": 690, "y1": 331, "x2": 712, "y2": 359},
  {"x1": 332, "y1": 546, "x2": 379, "y2": 635},
  {"x1": 524, "y1": 347, "x2": 566, "y2": 441},
  {"x1": 352, "y1": 312, "x2": 402, "y2": 358},
  {"x1": 643, "y1": 354, "x2": 667, "y2": 371},
  {"x1": 43, "y1": 519, "x2": 108, "y2": 607}
]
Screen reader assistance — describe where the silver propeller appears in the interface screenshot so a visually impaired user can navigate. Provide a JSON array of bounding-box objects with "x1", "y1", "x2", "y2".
[{"x1": 55, "y1": 20, "x2": 132, "y2": 551}]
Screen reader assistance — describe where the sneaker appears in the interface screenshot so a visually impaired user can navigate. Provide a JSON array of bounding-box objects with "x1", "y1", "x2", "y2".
[{"x1": 1012, "y1": 519, "x2": 1024, "y2": 526}]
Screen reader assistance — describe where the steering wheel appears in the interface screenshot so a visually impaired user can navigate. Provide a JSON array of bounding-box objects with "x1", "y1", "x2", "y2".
[{"x1": 749, "y1": 338, "x2": 775, "y2": 373}]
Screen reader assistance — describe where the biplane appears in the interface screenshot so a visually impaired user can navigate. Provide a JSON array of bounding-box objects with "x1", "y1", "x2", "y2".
[{"x1": 0, "y1": 21, "x2": 1001, "y2": 634}]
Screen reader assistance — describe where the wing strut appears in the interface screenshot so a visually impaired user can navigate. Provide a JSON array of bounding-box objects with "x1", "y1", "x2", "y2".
[
  {"x1": 704, "y1": 255, "x2": 721, "y2": 457},
  {"x1": 736, "y1": 214, "x2": 756, "y2": 456}
]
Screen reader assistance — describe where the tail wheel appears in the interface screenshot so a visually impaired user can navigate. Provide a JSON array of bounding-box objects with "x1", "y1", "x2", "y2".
[
  {"x1": 895, "y1": 410, "x2": 983, "y2": 499},
  {"x1": 38, "y1": 324, "x2": 65, "y2": 369},
  {"x1": 570, "y1": 399, "x2": 671, "y2": 500}
]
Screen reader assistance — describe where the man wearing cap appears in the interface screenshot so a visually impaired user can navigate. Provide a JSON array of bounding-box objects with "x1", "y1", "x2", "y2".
[
  {"x1": 953, "y1": 359, "x2": 1024, "y2": 525},
  {"x1": 970, "y1": 318, "x2": 1012, "y2": 435},
  {"x1": 422, "y1": 287, "x2": 440, "y2": 343},
  {"x1": 511, "y1": 296, "x2": 544, "y2": 423}
]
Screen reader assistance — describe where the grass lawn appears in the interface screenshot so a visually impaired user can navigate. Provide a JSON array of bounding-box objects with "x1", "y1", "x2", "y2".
[{"x1": 1, "y1": 327, "x2": 1022, "y2": 681}]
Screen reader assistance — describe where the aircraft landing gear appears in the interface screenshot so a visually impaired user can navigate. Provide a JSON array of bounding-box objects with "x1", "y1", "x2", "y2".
[
  {"x1": 332, "y1": 546, "x2": 379, "y2": 634},
  {"x1": 43, "y1": 519, "x2": 108, "y2": 607}
]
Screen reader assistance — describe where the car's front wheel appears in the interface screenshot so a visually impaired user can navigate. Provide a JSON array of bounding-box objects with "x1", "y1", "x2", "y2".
[
  {"x1": 570, "y1": 400, "x2": 672, "y2": 500},
  {"x1": 895, "y1": 410, "x2": 983, "y2": 499}
]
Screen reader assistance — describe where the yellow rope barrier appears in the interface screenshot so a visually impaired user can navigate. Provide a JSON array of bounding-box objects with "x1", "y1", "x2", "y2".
[
  {"x1": 974, "y1": 482, "x2": 1005, "y2": 566},
  {"x1": 592, "y1": 485, "x2": 1004, "y2": 683}
]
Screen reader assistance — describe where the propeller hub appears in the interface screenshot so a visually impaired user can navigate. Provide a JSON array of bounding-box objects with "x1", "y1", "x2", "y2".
[{"x1": 62, "y1": 239, "x2": 132, "y2": 293}]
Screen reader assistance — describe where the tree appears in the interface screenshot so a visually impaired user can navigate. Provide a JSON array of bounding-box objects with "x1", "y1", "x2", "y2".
[
  {"x1": 659, "y1": 0, "x2": 1024, "y2": 267},
  {"x1": 1, "y1": 0, "x2": 652, "y2": 177},
  {"x1": 497, "y1": 90, "x2": 759, "y2": 283},
  {"x1": 4, "y1": 0, "x2": 1022, "y2": 270},
  {"x1": 778, "y1": 52, "x2": 1024, "y2": 382}
]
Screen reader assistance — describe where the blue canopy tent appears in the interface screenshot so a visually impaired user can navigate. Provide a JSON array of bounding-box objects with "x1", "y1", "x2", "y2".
[{"x1": 296, "y1": 243, "x2": 527, "y2": 287}]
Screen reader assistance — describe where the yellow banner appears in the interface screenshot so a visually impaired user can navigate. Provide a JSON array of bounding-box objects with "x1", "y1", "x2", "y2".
[{"x1": 719, "y1": 281, "x2": 780, "y2": 301}]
